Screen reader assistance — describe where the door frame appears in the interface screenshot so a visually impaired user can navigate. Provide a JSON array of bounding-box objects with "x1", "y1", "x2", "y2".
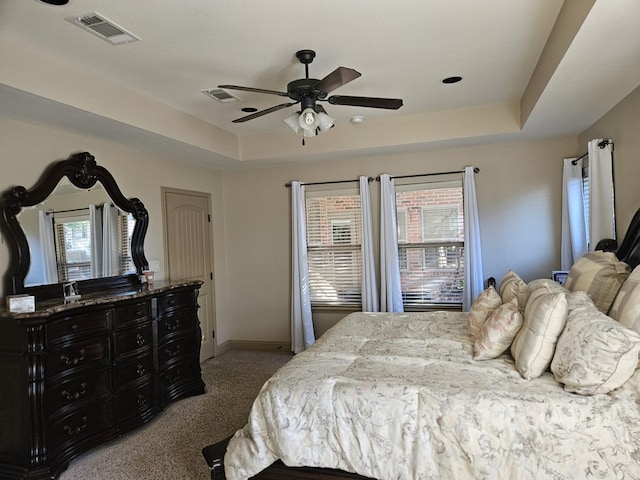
[{"x1": 161, "y1": 186, "x2": 217, "y2": 360}]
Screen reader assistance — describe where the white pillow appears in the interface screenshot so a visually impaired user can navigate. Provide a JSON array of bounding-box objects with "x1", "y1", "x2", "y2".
[
  {"x1": 473, "y1": 298, "x2": 523, "y2": 360},
  {"x1": 551, "y1": 291, "x2": 640, "y2": 395},
  {"x1": 525, "y1": 278, "x2": 568, "y2": 305},
  {"x1": 608, "y1": 265, "x2": 640, "y2": 333},
  {"x1": 511, "y1": 291, "x2": 568, "y2": 379},
  {"x1": 498, "y1": 270, "x2": 527, "y2": 312},
  {"x1": 468, "y1": 286, "x2": 502, "y2": 339}
]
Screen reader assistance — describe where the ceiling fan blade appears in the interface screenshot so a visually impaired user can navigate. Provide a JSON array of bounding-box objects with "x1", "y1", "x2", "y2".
[
  {"x1": 218, "y1": 84, "x2": 289, "y2": 97},
  {"x1": 231, "y1": 102, "x2": 298, "y2": 123},
  {"x1": 327, "y1": 95, "x2": 403, "y2": 110},
  {"x1": 314, "y1": 67, "x2": 361, "y2": 96}
]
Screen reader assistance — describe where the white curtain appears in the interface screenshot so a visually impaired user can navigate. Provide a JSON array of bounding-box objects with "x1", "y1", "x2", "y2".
[
  {"x1": 588, "y1": 139, "x2": 615, "y2": 249},
  {"x1": 360, "y1": 176, "x2": 379, "y2": 312},
  {"x1": 379, "y1": 174, "x2": 404, "y2": 312},
  {"x1": 102, "y1": 203, "x2": 120, "y2": 277},
  {"x1": 38, "y1": 211, "x2": 58, "y2": 284},
  {"x1": 89, "y1": 204, "x2": 103, "y2": 278},
  {"x1": 290, "y1": 181, "x2": 315, "y2": 353},
  {"x1": 463, "y1": 166, "x2": 484, "y2": 311},
  {"x1": 560, "y1": 158, "x2": 587, "y2": 269}
]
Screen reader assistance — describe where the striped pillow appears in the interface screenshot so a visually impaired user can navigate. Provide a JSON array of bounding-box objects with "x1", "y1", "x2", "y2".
[
  {"x1": 609, "y1": 266, "x2": 640, "y2": 333},
  {"x1": 564, "y1": 252, "x2": 630, "y2": 313}
]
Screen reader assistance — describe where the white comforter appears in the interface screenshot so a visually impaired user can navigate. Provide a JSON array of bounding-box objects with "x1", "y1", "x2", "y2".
[{"x1": 224, "y1": 311, "x2": 640, "y2": 480}]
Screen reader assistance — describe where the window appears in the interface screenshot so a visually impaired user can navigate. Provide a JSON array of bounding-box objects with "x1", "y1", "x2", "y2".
[
  {"x1": 306, "y1": 189, "x2": 362, "y2": 306},
  {"x1": 395, "y1": 181, "x2": 464, "y2": 306},
  {"x1": 54, "y1": 215, "x2": 92, "y2": 282},
  {"x1": 52, "y1": 208, "x2": 135, "y2": 282}
]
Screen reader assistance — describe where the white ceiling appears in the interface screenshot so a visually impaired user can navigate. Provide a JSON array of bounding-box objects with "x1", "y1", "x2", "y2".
[{"x1": 0, "y1": 0, "x2": 639, "y2": 168}]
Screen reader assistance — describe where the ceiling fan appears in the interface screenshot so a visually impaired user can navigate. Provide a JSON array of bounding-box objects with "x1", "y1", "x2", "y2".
[{"x1": 219, "y1": 49, "x2": 403, "y2": 133}]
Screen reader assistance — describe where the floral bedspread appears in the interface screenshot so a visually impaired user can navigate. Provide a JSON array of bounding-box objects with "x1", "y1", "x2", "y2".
[{"x1": 224, "y1": 312, "x2": 640, "y2": 480}]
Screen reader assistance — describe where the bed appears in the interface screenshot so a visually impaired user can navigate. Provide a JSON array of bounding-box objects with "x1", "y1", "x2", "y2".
[{"x1": 203, "y1": 208, "x2": 640, "y2": 480}]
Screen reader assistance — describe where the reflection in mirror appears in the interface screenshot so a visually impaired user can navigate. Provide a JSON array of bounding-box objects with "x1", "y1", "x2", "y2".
[
  {"x1": 20, "y1": 180, "x2": 136, "y2": 287},
  {"x1": 1, "y1": 152, "x2": 148, "y2": 299}
]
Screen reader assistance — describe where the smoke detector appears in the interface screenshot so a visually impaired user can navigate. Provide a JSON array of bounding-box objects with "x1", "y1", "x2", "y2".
[
  {"x1": 201, "y1": 88, "x2": 241, "y2": 103},
  {"x1": 66, "y1": 13, "x2": 140, "y2": 45}
]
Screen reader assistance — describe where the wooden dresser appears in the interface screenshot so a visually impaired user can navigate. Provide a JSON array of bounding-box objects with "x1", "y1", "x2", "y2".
[{"x1": 0, "y1": 280, "x2": 205, "y2": 480}]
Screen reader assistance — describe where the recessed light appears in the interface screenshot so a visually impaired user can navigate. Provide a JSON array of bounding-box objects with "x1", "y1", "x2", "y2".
[
  {"x1": 241, "y1": 107, "x2": 258, "y2": 113},
  {"x1": 442, "y1": 76, "x2": 462, "y2": 84}
]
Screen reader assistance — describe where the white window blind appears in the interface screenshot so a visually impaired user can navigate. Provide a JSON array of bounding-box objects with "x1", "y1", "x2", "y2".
[
  {"x1": 306, "y1": 189, "x2": 362, "y2": 306},
  {"x1": 54, "y1": 216, "x2": 92, "y2": 282},
  {"x1": 395, "y1": 180, "x2": 465, "y2": 306}
]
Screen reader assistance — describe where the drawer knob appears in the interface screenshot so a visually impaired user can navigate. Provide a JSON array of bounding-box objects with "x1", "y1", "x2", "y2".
[
  {"x1": 165, "y1": 369, "x2": 182, "y2": 384},
  {"x1": 63, "y1": 416, "x2": 88, "y2": 436},
  {"x1": 136, "y1": 333, "x2": 146, "y2": 346},
  {"x1": 135, "y1": 310, "x2": 143, "y2": 317},
  {"x1": 167, "y1": 298, "x2": 176, "y2": 306},
  {"x1": 166, "y1": 319, "x2": 181, "y2": 331},
  {"x1": 137, "y1": 394, "x2": 147, "y2": 407},
  {"x1": 60, "y1": 349, "x2": 86, "y2": 366},
  {"x1": 165, "y1": 345, "x2": 181, "y2": 359},
  {"x1": 61, "y1": 382, "x2": 87, "y2": 400},
  {"x1": 136, "y1": 364, "x2": 147, "y2": 376}
]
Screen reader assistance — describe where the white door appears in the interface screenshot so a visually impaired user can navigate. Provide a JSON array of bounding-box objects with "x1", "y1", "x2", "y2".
[{"x1": 162, "y1": 188, "x2": 216, "y2": 362}]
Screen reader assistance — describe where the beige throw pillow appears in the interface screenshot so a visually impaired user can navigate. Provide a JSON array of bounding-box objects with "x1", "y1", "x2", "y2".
[
  {"x1": 468, "y1": 286, "x2": 502, "y2": 339},
  {"x1": 473, "y1": 298, "x2": 523, "y2": 360},
  {"x1": 551, "y1": 291, "x2": 640, "y2": 395},
  {"x1": 498, "y1": 270, "x2": 527, "y2": 312},
  {"x1": 564, "y1": 252, "x2": 630, "y2": 313},
  {"x1": 511, "y1": 291, "x2": 569, "y2": 379},
  {"x1": 608, "y1": 265, "x2": 640, "y2": 333}
]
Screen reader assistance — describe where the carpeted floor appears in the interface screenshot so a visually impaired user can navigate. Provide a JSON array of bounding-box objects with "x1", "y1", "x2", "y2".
[{"x1": 59, "y1": 350, "x2": 292, "y2": 480}]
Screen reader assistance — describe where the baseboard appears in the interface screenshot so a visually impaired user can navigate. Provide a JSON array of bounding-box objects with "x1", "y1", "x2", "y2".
[
  {"x1": 227, "y1": 340, "x2": 291, "y2": 353},
  {"x1": 215, "y1": 341, "x2": 233, "y2": 356}
]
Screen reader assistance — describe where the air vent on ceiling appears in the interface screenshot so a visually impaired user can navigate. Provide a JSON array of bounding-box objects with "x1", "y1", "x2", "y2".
[
  {"x1": 201, "y1": 88, "x2": 241, "y2": 103},
  {"x1": 66, "y1": 12, "x2": 140, "y2": 45}
]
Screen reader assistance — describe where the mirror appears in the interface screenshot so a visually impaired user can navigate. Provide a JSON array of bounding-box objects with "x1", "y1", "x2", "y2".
[{"x1": 1, "y1": 152, "x2": 149, "y2": 299}]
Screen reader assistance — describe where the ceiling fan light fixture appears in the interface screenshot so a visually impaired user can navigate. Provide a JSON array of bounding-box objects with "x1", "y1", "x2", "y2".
[
  {"x1": 298, "y1": 108, "x2": 319, "y2": 130},
  {"x1": 283, "y1": 112, "x2": 301, "y2": 133},
  {"x1": 317, "y1": 112, "x2": 335, "y2": 133}
]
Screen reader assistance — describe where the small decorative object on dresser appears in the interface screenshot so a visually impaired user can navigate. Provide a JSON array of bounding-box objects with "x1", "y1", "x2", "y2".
[{"x1": 0, "y1": 152, "x2": 205, "y2": 480}]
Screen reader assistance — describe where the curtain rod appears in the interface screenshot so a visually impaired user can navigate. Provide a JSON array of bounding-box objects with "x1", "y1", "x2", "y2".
[
  {"x1": 571, "y1": 139, "x2": 613, "y2": 165},
  {"x1": 374, "y1": 167, "x2": 479, "y2": 182},
  {"x1": 285, "y1": 177, "x2": 374, "y2": 188}
]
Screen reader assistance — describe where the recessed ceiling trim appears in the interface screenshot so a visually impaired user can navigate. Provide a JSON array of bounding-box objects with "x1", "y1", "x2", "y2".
[{"x1": 66, "y1": 12, "x2": 140, "y2": 45}]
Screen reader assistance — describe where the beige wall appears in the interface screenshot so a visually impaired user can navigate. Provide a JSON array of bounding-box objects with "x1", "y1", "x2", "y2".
[
  {"x1": 0, "y1": 117, "x2": 232, "y2": 344},
  {"x1": 579, "y1": 85, "x2": 640, "y2": 239},
  {"x1": 222, "y1": 135, "x2": 579, "y2": 340},
  {"x1": 5, "y1": 84, "x2": 639, "y2": 347}
]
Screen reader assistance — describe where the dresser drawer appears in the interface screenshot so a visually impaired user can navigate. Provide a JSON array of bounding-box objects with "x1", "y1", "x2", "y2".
[
  {"x1": 116, "y1": 353, "x2": 153, "y2": 390},
  {"x1": 115, "y1": 380, "x2": 154, "y2": 418},
  {"x1": 115, "y1": 324, "x2": 152, "y2": 357},
  {"x1": 47, "y1": 309, "x2": 112, "y2": 345},
  {"x1": 46, "y1": 369, "x2": 111, "y2": 419},
  {"x1": 47, "y1": 401, "x2": 114, "y2": 455},
  {"x1": 114, "y1": 300, "x2": 151, "y2": 328},
  {"x1": 47, "y1": 337, "x2": 111, "y2": 379},
  {"x1": 157, "y1": 310, "x2": 196, "y2": 342},
  {"x1": 156, "y1": 290, "x2": 196, "y2": 312},
  {"x1": 158, "y1": 334, "x2": 197, "y2": 368}
]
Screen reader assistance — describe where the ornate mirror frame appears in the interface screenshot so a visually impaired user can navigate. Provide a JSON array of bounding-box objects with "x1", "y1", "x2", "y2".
[{"x1": 1, "y1": 151, "x2": 149, "y2": 299}]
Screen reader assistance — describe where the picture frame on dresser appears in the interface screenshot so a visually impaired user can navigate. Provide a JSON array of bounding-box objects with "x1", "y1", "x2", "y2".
[{"x1": 0, "y1": 152, "x2": 205, "y2": 480}]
